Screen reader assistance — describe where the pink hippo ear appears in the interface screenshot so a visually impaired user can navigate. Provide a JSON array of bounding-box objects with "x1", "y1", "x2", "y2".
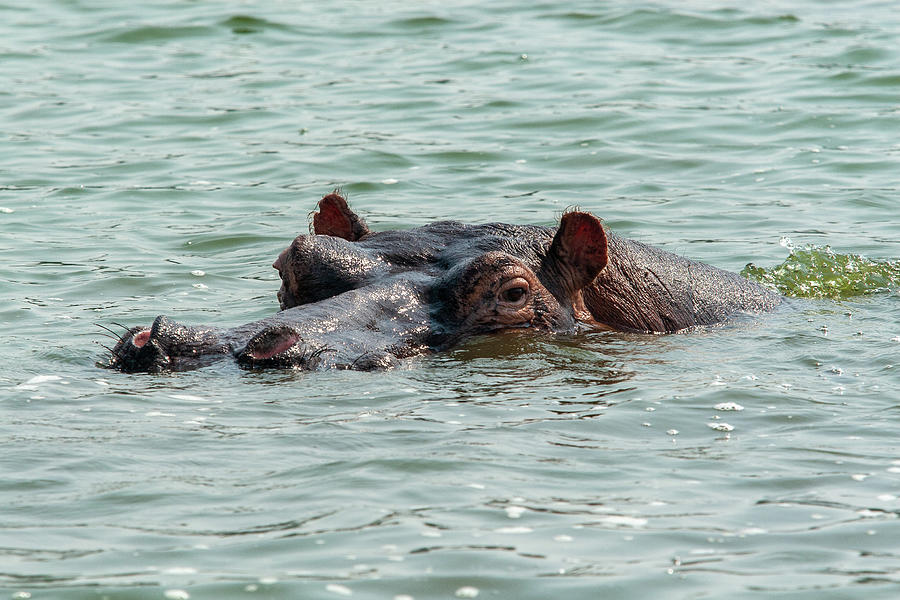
[
  {"x1": 543, "y1": 211, "x2": 608, "y2": 299},
  {"x1": 311, "y1": 191, "x2": 371, "y2": 241}
]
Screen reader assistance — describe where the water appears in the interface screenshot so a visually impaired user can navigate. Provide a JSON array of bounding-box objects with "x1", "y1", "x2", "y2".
[{"x1": 2, "y1": 1, "x2": 900, "y2": 598}]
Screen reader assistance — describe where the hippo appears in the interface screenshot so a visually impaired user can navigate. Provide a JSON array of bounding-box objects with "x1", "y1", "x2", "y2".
[{"x1": 103, "y1": 192, "x2": 780, "y2": 373}]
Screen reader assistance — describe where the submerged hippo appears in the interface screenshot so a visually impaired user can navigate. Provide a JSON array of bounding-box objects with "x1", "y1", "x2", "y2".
[{"x1": 104, "y1": 192, "x2": 780, "y2": 372}]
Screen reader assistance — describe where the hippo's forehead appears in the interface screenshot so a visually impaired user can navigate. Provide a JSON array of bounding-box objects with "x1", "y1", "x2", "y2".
[{"x1": 357, "y1": 221, "x2": 555, "y2": 273}]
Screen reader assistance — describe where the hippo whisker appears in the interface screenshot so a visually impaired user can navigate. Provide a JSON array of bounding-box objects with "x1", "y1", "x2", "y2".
[
  {"x1": 95, "y1": 323, "x2": 132, "y2": 345},
  {"x1": 349, "y1": 353, "x2": 370, "y2": 370},
  {"x1": 107, "y1": 322, "x2": 140, "y2": 344},
  {"x1": 93, "y1": 340, "x2": 118, "y2": 358},
  {"x1": 304, "y1": 345, "x2": 337, "y2": 368},
  {"x1": 309, "y1": 346, "x2": 336, "y2": 359}
]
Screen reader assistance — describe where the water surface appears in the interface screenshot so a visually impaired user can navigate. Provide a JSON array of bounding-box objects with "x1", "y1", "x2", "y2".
[{"x1": 2, "y1": 1, "x2": 900, "y2": 599}]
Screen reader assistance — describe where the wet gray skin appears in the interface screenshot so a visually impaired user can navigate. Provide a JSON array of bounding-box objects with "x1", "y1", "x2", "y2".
[{"x1": 105, "y1": 192, "x2": 781, "y2": 373}]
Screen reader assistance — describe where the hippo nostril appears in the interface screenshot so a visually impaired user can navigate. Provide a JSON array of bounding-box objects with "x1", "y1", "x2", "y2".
[
  {"x1": 245, "y1": 326, "x2": 301, "y2": 360},
  {"x1": 235, "y1": 325, "x2": 335, "y2": 369},
  {"x1": 131, "y1": 329, "x2": 151, "y2": 348}
]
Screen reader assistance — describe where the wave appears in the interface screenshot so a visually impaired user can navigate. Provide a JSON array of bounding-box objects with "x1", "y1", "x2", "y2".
[{"x1": 743, "y1": 242, "x2": 900, "y2": 299}]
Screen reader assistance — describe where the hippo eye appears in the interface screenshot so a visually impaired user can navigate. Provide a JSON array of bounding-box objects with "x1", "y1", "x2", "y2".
[
  {"x1": 502, "y1": 287, "x2": 526, "y2": 302},
  {"x1": 498, "y1": 278, "x2": 530, "y2": 305}
]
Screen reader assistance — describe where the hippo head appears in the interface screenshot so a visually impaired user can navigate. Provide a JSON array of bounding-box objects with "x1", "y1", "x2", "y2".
[
  {"x1": 268, "y1": 193, "x2": 609, "y2": 361},
  {"x1": 106, "y1": 193, "x2": 609, "y2": 372}
]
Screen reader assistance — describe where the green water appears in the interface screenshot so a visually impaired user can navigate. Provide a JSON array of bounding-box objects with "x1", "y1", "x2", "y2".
[{"x1": 3, "y1": 1, "x2": 900, "y2": 599}]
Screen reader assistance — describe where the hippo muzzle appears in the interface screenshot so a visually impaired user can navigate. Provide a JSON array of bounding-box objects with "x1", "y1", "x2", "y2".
[{"x1": 108, "y1": 316, "x2": 229, "y2": 373}]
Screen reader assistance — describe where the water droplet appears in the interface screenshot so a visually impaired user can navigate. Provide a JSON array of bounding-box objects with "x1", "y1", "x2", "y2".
[
  {"x1": 714, "y1": 402, "x2": 744, "y2": 411},
  {"x1": 191, "y1": 270, "x2": 205, "y2": 277},
  {"x1": 666, "y1": 429, "x2": 679, "y2": 436}
]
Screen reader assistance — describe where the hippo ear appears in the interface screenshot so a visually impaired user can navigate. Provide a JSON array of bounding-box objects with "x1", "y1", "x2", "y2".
[
  {"x1": 311, "y1": 191, "x2": 371, "y2": 241},
  {"x1": 543, "y1": 211, "x2": 608, "y2": 299}
]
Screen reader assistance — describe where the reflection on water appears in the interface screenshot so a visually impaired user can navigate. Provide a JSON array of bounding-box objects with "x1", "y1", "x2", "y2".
[{"x1": 423, "y1": 332, "x2": 639, "y2": 388}]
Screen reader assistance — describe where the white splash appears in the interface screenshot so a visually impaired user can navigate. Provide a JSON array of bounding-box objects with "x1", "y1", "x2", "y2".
[{"x1": 707, "y1": 422, "x2": 735, "y2": 432}]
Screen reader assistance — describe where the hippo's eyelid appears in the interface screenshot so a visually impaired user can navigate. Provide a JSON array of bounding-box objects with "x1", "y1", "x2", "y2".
[{"x1": 497, "y1": 277, "x2": 531, "y2": 306}]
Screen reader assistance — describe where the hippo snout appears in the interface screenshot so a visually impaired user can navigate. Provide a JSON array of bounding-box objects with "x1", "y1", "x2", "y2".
[
  {"x1": 106, "y1": 315, "x2": 173, "y2": 373},
  {"x1": 106, "y1": 315, "x2": 227, "y2": 373}
]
